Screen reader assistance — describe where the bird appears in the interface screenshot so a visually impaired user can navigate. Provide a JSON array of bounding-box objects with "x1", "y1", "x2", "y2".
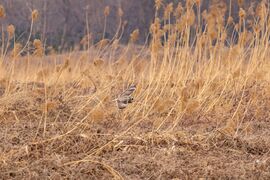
[
  {"x1": 120, "y1": 84, "x2": 136, "y2": 96},
  {"x1": 116, "y1": 84, "x2": 136, "y2": 109}
]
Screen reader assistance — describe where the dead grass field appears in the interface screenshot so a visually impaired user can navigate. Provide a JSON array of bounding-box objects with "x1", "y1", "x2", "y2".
[{"x1": 0, "y1": 1, "x2": 270, "y2": 179}]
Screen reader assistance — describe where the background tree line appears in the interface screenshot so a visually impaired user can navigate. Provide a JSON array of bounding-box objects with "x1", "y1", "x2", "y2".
[{"x1": 0, "y1": 0, "x2": 257, "y2": 52}]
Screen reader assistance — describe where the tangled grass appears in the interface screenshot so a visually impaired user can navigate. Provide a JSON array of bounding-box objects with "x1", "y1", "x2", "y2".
[{"x1": 0, "y1": 1, "x2": 270, "y2": 179}]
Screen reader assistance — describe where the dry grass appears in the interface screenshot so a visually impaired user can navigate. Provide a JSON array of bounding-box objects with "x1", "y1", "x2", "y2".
[{"x1": 0, "y1": 1, "x2": 270, "y2": 179}]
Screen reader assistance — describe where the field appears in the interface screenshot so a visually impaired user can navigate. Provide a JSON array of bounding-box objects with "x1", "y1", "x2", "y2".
[{"x1": 0, "y1": 1, "x2": 270, "y2": 179}]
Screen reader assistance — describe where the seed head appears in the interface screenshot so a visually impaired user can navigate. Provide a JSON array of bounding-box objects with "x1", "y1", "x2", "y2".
[
  {"x1": 186, "y1": 9, "x2": 195, "y2": 26},
  {"x1": 195, "y1": 0, "x2": 201, "y2": 6},
  {"x1": 150, "y1": 18, "x2": 161, "y2": 34},
  {"x1": 31, "y1": 9, "x2": 39, "y2": 21},
  {"x1": 174, "y1": 3, "x2": 183, "y2": 18},
  {"x1": 155, "y1": 0, "x2": 163, "y2": 10},
  {"x1": 33, "y1": 39, "x2": 42, "y2": 49},
  {"x1": 164, "y1": 3, "x2": 173, "y2": 20},
  {"x1": 96, "y1": 39, "x2": 109, "y2": 49},
  {"x1": 238, "y1": 0, "x2": 244, "y2": 7},
  {"x1": 248, "y1": 2, "x2": 255, "y2": 16},
  {"x1": 104, "y1": 6, "x2": 110, "y2": 17},
  {"x1": 7, "y1": 24, "x2": 15, "y2": 38},
  {"x1": 256, "y1": 1, "x2": 267, "y2": 20},
  {"x1": 220, "y1": 31, "x2": 227, "y2": 42},
  {"x1": 112, "y1": 39, "x2": 119, "y2": 49},
  {"x1": 186, "y1": 0, "x2": 193, "y2": 9},
  {"x1": 33, "y1": 39, "x2": 44, "y2": 57},
  {"x1": 0, "y1": 5, "x2": 6, "y2": 18},
  {"x1": 227, "y1": 16, "x2": 234, "y2": 25},
  {"x1": 239, "y1": 8, "x2": 246, "y2": 19},
  {"x1": 234, "y1": 23, "x2": 239, "y2": 31},
  {"x1": 118, "y1": 8, "x2": 124, "y2": 17},
  {"x1": 130, "y1": 29, "x2": 139, "y2": 43}
]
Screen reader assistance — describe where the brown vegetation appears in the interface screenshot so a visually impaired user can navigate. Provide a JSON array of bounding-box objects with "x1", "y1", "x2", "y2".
[{"x1": 0, "y1": 1, "x2": 270, "y2": 179}]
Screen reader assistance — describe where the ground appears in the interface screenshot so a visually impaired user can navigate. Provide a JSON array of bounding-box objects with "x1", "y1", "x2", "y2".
[{"x1": 0, "y1": 79, "x2": 269, "y2": 179}]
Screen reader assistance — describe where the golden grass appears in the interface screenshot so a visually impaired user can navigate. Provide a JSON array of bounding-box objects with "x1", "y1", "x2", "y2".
[{"x1": 0, "y1": 1, "x2": 270, "y2": 178}]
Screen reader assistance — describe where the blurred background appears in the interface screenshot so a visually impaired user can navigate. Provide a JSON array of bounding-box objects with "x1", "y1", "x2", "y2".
[{"x1": 0, "y1": 0, "x2": 256, "y2": 51}]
